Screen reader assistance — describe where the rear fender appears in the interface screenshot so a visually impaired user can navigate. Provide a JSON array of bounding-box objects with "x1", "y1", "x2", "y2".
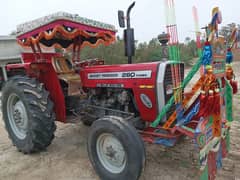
[
  {"x1": 7, "y1": 62, "x2": 66, "y2": 122},
  {"x1": 30, "y1": 62, "x2": 66, "y2": 122}
]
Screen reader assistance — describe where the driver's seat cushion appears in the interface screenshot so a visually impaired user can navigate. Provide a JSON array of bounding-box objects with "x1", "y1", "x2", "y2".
[{"x1": 52, "y1": 57, "x2": 75, "y2": 74}]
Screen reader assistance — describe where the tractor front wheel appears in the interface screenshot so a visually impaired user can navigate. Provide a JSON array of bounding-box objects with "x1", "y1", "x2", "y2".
[
  {"x1": 87, "y1": 116, "x2": 145, "y2": 180},
  {"x1": 2, "y1": 76, "x2": 56, "y2": 153}
]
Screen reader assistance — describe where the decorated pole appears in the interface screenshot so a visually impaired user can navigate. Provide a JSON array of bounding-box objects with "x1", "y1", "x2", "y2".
[
  {"x1": 165, "y1": 0, "x2": 184, "y2": 124},
  {"x1": 165, "y1": 0, "x2": 180, "y2": 62},
  {"x1": 151, "y1": 0, "x2": 188, "y2": 127},
  {"x1": 152, "y1": 5, "x2": 238, "y2": 180}
]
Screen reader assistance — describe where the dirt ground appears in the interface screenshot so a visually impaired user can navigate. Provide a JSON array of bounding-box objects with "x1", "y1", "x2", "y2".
[{"x1": 0, "y1": 62, "x2": 239, "y2": 180}]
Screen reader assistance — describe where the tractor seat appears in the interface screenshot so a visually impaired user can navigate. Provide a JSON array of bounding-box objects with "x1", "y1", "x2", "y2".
[
  {"x1": 52, "y1": 57, "x2": 75, "y2": 74},
  {"x1": 52, "y1": 57, "x2": 82, "y2": 96}
]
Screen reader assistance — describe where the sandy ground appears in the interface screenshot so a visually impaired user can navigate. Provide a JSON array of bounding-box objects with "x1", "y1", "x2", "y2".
[{"x1": 0, "y1": 62, "x2": 239, "y2": 180}]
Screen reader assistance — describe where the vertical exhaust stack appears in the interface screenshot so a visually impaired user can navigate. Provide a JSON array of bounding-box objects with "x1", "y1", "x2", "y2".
[{"x1": 118, "y1": 1, "x2": 135, "y2": 64}]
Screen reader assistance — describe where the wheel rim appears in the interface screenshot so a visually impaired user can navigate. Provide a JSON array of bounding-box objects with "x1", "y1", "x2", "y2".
[
  {"x1": 96, "y1": 133, "x2": 127, "y2": 174},
  {"x1": 7, "y1": 93, "x2": 28, "y2": 140}
]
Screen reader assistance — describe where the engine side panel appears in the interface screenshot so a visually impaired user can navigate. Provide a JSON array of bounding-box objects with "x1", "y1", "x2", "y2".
[{"x1": 80, "y1": 62, "x2": 159, "y2": 121}]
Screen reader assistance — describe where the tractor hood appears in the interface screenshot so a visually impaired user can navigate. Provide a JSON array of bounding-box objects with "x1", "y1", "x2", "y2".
[{"x1": 16, "y1": 12, "x2": 117, "y2": 49}]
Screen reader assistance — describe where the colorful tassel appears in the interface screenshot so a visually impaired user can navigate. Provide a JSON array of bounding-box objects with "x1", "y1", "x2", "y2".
[
  {"x1": 206, "y1": 90, "x2": 215, "y2": 116},
  {"x1": 196, "y1": 91, "x2": 208, "y2": 118}
]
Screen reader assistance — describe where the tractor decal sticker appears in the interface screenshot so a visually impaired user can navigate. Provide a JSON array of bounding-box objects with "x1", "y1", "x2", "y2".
[
  {"x1": 88, "y1": 70, "x2": 152, "y2": 79},
  {"x1": 140, "y1": 93, "x2": 153, "y2": 109}
]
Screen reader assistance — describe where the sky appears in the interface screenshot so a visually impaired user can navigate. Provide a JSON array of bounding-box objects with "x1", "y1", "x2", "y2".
[{"x1": 1, "y1": 0, "x2": 240, "y2": 42}]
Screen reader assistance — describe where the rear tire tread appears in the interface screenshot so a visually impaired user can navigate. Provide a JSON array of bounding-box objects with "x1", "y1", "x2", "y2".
[{"x1": 2, "y1": 76, "x2": 56, "y2": 153}]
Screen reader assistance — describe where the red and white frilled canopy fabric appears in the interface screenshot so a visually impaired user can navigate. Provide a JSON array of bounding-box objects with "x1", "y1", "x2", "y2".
[{"x1": 16, "y1": 12, "x2": 117, "y2": 49}]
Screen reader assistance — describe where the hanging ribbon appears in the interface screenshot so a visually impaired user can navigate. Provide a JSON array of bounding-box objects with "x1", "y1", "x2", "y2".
[
  {"x1": 226, "y1": 48, "x2": 233, "y2": 64},
  {"x1": 202, "y1": 42, "x2": 213, "y2": 66},
  {"x1": 208, "y1": 7, "x2": 222, "y2": 41}
]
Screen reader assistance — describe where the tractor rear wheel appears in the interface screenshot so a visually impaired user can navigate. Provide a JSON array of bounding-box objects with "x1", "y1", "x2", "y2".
[
  {"x1": 87, "y1": 116, "x2": 145, "y2": 180},
  {"x1": 2, "y1": 76, "x2": 56, "y2": 153}
]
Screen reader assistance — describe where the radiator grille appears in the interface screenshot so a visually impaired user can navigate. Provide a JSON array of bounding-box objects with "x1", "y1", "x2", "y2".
[{"x1": 163, "y1": 63, "x2": 184, "y2": 120}]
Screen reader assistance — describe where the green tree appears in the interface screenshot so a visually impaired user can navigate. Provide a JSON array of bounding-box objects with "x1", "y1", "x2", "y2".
[
  {"x1": 80, "y1": 38, "x2": 127, "y2": 64},
  {"x1": 78, "y1": 36, "x2": 198, "y2": 65}
]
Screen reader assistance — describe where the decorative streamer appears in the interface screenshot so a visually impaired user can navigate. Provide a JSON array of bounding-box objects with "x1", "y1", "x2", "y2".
[
  {"x1": 158, "y1": 59, "x2": 203, "y2": 129},
  {"x1": 192, "y1": 6, "x2": 202, "y2": 56},
  {"x1": 225, "y1": 80, "x2": 233, "y2": 122},
  {"x1": 165, "y1": 0, "x2": 180, "y2": 61},
  {"x1": 192, "y1": 6, "x2": 204, "y2": 75},
  {"x1": 165, "y1": 0, "x2": 183, "y2": 126},
  {"x1": 208, "y1": 7, "x2": 222, "y2": 42}
]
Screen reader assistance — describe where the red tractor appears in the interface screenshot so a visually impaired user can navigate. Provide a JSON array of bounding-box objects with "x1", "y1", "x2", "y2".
[
  {"x1": 1, "y1": 3, "x2": 236, "y2": 180},
  {"x1": 2, "y1": 9, "x2": 171, "y2": 180}
]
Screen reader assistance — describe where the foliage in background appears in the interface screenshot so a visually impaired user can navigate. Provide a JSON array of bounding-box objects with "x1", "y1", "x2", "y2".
[
  {"x1": 70, "y1": 23, "x2": 240, "y2": 64},
  {"x1": 80, "y1": 36, "x2": 197, "y2": 65},
  {"x1": 80, "y1": 36, "x2": 127, "y2": 64}
]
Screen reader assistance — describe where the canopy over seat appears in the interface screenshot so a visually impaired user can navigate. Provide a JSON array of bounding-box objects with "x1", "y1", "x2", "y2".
[
  {"x1": 16, "y1": 12, "x2": 117, "y2": 96},
  {"x1": 16, "y1": 12, "x2": 117, "y2": 49}
]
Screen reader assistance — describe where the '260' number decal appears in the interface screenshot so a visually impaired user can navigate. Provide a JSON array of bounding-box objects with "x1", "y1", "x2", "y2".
[{"x1": 122, "y1": 72, "x2": 136, "y2": 78}]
